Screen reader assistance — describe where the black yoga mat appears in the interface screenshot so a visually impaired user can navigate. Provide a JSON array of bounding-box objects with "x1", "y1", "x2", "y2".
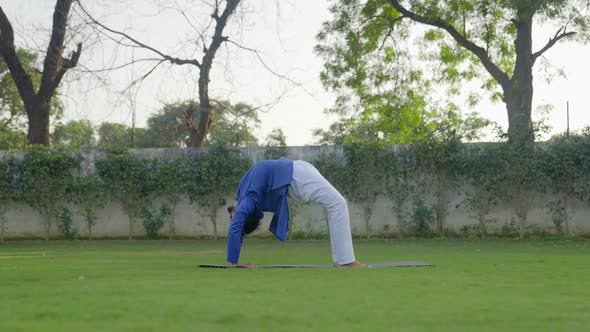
[{"x1": 198, "y1": 261, "x2": 433, "y2": 268}]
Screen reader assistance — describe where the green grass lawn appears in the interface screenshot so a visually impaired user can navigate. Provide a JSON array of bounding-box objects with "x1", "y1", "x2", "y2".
[{"x1": 1, "y1": 238, "x2": 589, "y2": 332}]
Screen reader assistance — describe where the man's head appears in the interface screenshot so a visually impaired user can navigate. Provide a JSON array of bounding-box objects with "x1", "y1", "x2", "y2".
[
  {"x1": 242, "y1": 214, "x2": 261, "y2": 236},
  {"x1": 227, "y1": 205, "x2": 261, "y2": 236}
]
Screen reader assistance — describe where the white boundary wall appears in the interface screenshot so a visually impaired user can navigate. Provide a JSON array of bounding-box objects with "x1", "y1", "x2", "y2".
[{"x1": 2, "y1": 146, "x2": 589, "y2": 239}]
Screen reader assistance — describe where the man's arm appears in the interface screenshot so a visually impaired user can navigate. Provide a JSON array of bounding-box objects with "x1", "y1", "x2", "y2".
[{"x1": 226, "y1": 198, "x2": 257, "y2": 264}]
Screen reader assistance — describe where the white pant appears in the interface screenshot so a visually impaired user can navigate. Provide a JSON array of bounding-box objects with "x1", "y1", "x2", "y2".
[{"x1": 289, "y1": 160, "x2": 356, "y2": 265}]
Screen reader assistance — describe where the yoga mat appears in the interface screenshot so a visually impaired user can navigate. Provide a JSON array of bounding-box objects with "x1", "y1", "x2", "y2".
[{"x1": 198, "y1": 261, "x2": 433, "y2": 268}]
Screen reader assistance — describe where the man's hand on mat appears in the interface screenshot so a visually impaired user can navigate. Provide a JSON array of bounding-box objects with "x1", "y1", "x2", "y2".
[
  {"x1": 232, "y1": 263, "x2": 256, "y2": 268},
  {"x1": 334, "y1": 261, "x2": 368, "y2": 268}
]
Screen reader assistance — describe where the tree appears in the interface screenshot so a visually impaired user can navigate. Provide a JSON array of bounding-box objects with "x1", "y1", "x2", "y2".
[
  {"x1": 52, "y1": 120, "x2": 96, "y2": 149},
  {"x1": 0, "y1": 128, "x2": 25, "y2": 150},
  {"x1": 1, "y1": 49, "x2": 63, "y2": 150},
  {"x1": 317, "y1": 0, "x2": 590, "y2": 147},
  {"x1": 97, "y1": 122, "x2": 131, "y2": 150},
  {"x1": 144, "y1": 100, "x2": 260, "y2": 148},
  {"x1": 312, "y1": 121, "x2": 352, "y2": 145},
  {"x1": 205, "y1": 102, "x2": 260, "y2": 147},
  {"x1": 0, "y1": 1, "x2": 82, "y2": 145},
  {"x1": 264, "y1": 128, "x2": 288, "y2": 159},
  {"x1": 80, "y1": 0, "x2": 242, "y2": 147}
]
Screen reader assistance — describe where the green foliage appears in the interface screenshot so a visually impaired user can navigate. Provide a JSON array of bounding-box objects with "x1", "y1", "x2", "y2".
[
  {"x1": 264, "y1": 129, "x2": 288, "y2": 159},
  {"x1": 1, "y1": 49, "x2": 37, "y2": 133},
  {"x1": 0, "y1": 48, "x2": 64, "y2": 138},
  {"x1": 7, "y1": 131, "x2": 590, "y2": 240},
  {"x1": 205, "y1": 102, "x2": 260, "y2": 147},
  {"x1": 340, "y1": 143, "x2": 387, "y2": 235},
  {"x1": 52, "y1": 120, "x2": 96, "y2": 149},
  {"x1": 56, "y1": 207, "x2": 77, "y2": 240},
  {"x1": 151, "y1": 157, "x2": 189, "y2": 238},
  {"x1": 96, "y1": 152, "x2": 155, "y2": 240},
  {"x1": 317, "y1": 0, "x2": 590, "y2": 146},
  {"x1": 547, "y1": 200, "x2": 566, "y2": 234},
  {"x1": 0, "y1": 128, "x2": 26, "y2": 150},
  {"x1": 15, "y1": 147, "x2": 79, "y2": 240},
  {"x1": 0, "y1": 157, "x2": 19, "y2": 242},
  {"x1": 410, "y1": 199, "x2": 434, "y2": 237},
  {"x1": 97, "y1": 122, "x2": 132, "y2": 150},
  {"x1": 68, "y1": 175, "x2": 107, "y2": 240},
  {"x1": 185, "y1": 144, "x2": 251, "y2": 239},
  {"x1": 141, "y1": 204, "x2": 172, "y2": 239},
  {"x1": 143, "y1": 100, "x2": 260, "y2": 148}
]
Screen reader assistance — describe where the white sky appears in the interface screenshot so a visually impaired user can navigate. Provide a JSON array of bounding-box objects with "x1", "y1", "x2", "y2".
[{"x1": 2, "y1": 0, "x2": 590, "y2": 145}]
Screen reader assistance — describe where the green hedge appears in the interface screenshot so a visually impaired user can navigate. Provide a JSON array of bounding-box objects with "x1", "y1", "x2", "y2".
[
  {"x1": 0, "y1": 145, "x2": 251, "y2": 240},
  {"x1": 2, "y1": 135, "x2": 590, "y2": 240}
]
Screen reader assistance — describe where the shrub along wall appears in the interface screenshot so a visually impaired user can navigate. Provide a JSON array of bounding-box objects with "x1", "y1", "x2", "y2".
[{"x1": 1, "y1": 138, "x2": 590, "y2": 241}]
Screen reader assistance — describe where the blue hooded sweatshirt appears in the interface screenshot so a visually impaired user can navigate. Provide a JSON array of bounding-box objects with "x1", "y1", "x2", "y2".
[{"x1": 226, "y1": 157, "x2": 294, "y2": 264}]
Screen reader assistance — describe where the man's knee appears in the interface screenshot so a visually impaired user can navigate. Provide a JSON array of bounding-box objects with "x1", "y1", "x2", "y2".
[{"x1": 328, "y1": 191, "x2": 348, "y2": 210}]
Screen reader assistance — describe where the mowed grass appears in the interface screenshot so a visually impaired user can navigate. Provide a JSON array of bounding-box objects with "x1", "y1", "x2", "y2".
[{"x1": 1, "y1": 238, "x2": 589, "y2": 332}]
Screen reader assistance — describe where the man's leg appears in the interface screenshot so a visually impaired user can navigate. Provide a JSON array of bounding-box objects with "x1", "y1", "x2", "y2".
[{"x1": 290, "y1": 161, "x2": 356, "y2": 265}]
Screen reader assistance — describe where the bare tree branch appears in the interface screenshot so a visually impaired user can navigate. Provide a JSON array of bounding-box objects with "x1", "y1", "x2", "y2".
[
  {"x1": 0, "y1": 5, "x2": 36, "y2": 103},
  {"x1": 38, "y1": 0, "x2": 83, "y2": 99},
  {"x1": 225, "y1": 39, "x2": 302, "y2": 87},
  {"x1": 532, "y1": 26, "x2": 576, "y2": 62},
  {"x1": 78, "y1": 2, "x2": 202, "y2": 68}
]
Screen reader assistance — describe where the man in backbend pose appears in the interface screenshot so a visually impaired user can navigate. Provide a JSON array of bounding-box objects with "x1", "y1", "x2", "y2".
[{"x1": 226, "y1": 157, "x2": 365, "y2": 268}]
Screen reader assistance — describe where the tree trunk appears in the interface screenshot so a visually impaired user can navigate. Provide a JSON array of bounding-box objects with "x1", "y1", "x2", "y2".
[
  {"x1": 187, "y1": 1, "x2": 240, "y2": 147},
  {"x1": 188, "y1": 71, "x2": 213, "y2": 147},
  {"x1": 26, "y1": 98, "x2": 51, "y2": 145},
  {"x1": 505, "y1": 13, "x2": 535, "y2": 147},
  {"x1": 0, "y1": 1, "x2": 81, "y2": 146}
]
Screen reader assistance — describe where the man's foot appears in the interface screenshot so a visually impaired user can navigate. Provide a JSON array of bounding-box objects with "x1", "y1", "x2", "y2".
[{"x1": 335, "y1": 261, "x2": 368, "y2": 268}]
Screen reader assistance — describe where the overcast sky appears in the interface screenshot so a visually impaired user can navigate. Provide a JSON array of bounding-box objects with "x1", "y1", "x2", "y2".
[{"x1": 3, "y1": 0, "x2": 590, "y2": 145}]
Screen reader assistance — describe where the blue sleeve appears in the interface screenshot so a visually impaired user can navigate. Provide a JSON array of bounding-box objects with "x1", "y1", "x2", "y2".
[{"x1": 226, "y1": 198, "x2": 257, "y2": 264}]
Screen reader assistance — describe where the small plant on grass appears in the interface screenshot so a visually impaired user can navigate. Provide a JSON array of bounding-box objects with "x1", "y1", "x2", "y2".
[{"x1": 472, "y1": 216, "x2": 498, "y2": 239}]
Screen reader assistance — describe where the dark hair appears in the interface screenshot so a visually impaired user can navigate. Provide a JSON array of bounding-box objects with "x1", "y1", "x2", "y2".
[{"x1": 242, "y1": 215, "x2": 261, "y2": 236}]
